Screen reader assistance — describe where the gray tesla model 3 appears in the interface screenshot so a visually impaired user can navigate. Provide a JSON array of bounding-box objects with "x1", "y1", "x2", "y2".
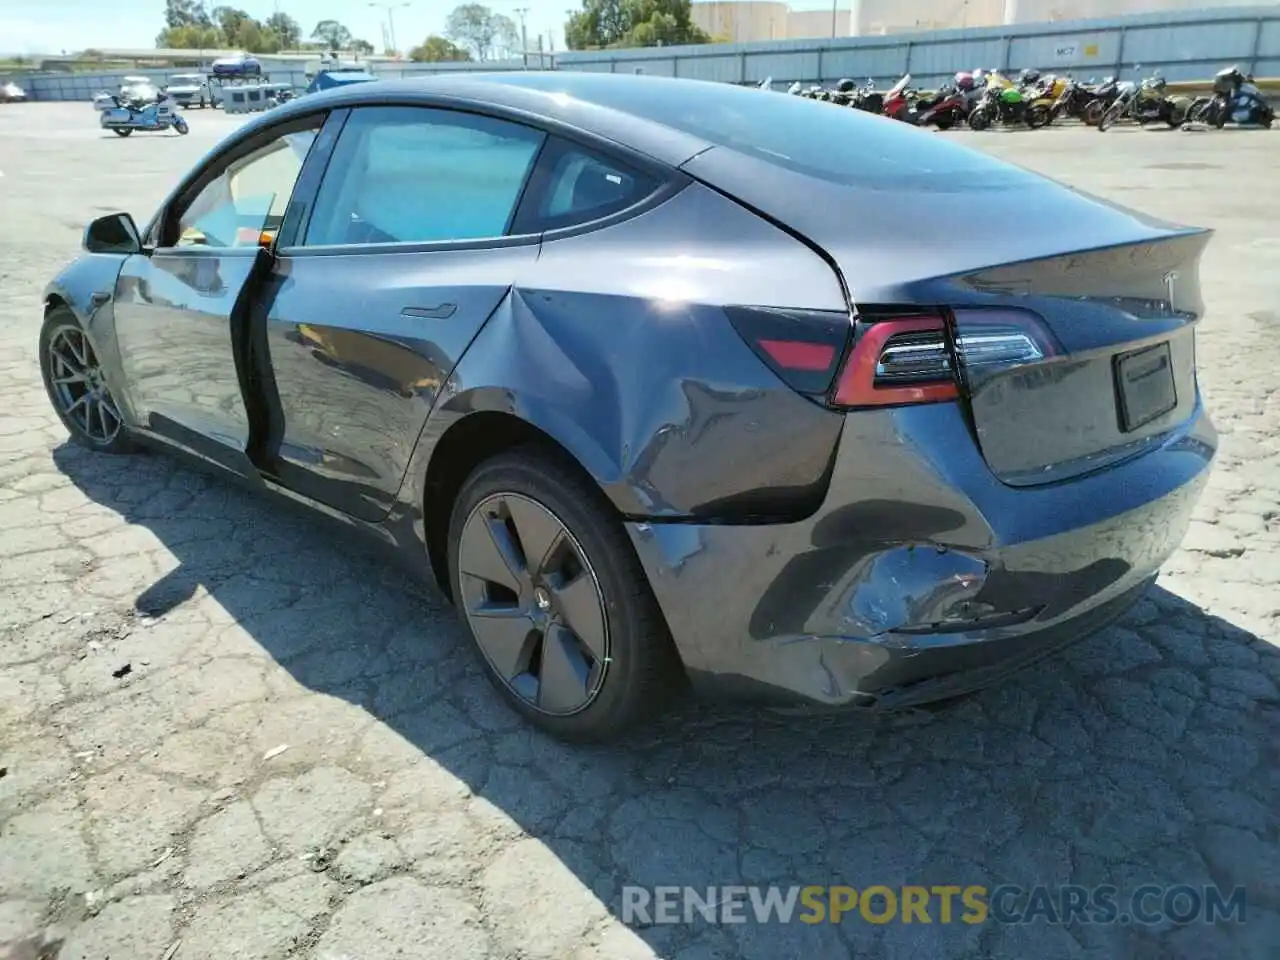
[{"x1": 41, "y1": 72, "x2": 1215, "y2": 741}]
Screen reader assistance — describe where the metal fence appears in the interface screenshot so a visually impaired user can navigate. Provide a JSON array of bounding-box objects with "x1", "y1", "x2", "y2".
[
  {"x1": 5, "y1": 5, "x2": 1279, "y2": 101},
  {"x1": 557, "y1": 5, "x2": 1280, "y2": 90},
  {"x1": 0, "y1": 58, "x2": 544, "y2": 103}
]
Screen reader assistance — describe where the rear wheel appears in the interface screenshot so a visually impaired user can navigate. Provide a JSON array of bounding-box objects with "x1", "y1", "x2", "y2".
[
  {"x1": 112, "y1": 128, "x2": 132, "y2": 137},
  {"x1": 1083, "y1": 100, "x2": 1105, "y2": 126},
  {"x1": 1098, "y1": 103, "x2": 1122, "y2": 132},
  {"x1": 1026, "y1": 104, "x2": 1051, "y2": 129},
  {"x1": 447, "y1": 447, "x2": 683, "y2": 742},
  {"x1": 933, "y1": 114, "x2": 954, "y2": 131},
  {"x1": 39, "y1": 308, "x2": 135, "y2": 455},
  {"x1": 967, "y1": 106, "x2": 991, "y2": 131}
]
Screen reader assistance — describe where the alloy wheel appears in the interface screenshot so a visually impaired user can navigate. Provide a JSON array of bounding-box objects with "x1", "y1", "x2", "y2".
[
  {"x1": 46, "y1": 324, "x2": 122, "y2": 445},
  {"x1": 457, "y1": 492, "x2": 609, "y2": 716}
]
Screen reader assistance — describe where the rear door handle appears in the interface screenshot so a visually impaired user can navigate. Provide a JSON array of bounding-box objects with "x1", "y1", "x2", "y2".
[
  {"x1": 90, "y1": 292, "x2": 111, "y2": 307},
  {"x1": 401, "y1": 304, "x2": 457, "y2": 320}
]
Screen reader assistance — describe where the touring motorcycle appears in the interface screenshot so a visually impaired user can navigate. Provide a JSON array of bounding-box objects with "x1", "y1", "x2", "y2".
[
  {"x1": 1190, "y1": 65, "x2": 1274, "y2": 127},
  {"x1": 99, "y1": 89, "x2": 189, "y2": 137}
]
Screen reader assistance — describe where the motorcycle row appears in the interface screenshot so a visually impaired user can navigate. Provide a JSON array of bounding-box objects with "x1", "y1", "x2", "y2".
[{"x1": 781, "y1": 64, "x2": 1274, "y2": 132}]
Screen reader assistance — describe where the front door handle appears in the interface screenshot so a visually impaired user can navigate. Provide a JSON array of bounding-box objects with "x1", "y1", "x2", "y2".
[
  {"x1": 90, "y1": 292, "x2": 111, "y2": 308},
  {"x1": 401, "y1": 304, "x2": 457, "y2": 320}
]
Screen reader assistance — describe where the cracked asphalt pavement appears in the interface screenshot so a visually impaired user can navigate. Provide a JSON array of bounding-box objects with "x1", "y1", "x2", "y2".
[{"x1": 1, "y1": 104, "x2": 1278, "y2": 960}]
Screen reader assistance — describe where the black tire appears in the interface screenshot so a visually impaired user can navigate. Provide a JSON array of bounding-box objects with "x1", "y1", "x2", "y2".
[
  {"x1": 447, "y1": 446, "x2": 684, "y2": 742},
  {"x1": 39, "y1": 308, "x2": 136, "y2": 455},
  {"x1": 1083, "y1": 100, "x2": 1105, "y2": 126},
  {"x1": 967, "y1": 107, "x2": 991, "y2": 131},
  {"x1": 934, "y1": 114, "x2": 954, "y2": 131},
  {"x1": 1026, "y1": 104, "x2": 1051, "y2": 129},
  {"x1": 1098, "y1": 103, "x2": 1122, "y2": 132},
  {"x1": 112, "y1": 128, "x2": 132, "y2": 137}
]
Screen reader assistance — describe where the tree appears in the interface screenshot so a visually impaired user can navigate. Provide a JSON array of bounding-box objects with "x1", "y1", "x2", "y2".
[
  {"x1": 165, "y1": 0, "x2": 213, "y2": 29},
  {"x1": 445, "y1": 4, "x2": 519, "y2": 61},
  {"x1": 312, "y1": 19, "x2": 353, "y2": 50},
  {"x1": 156, "y1": 23, "x2": 224, "y2": 48},
  {"x1": 352, "y1": 39, "x2": 376, "y2": 55},
  {"x1": 565, "y1": 0, "x2": 709, "y2": 49},
  {"x1": 212, "y1": 6, "x2": 253, "y2": 45},
  {"x1": 409, "y1": 35, "x2": 472, "y2": 61},
  {"x1": 264, "y1": 11, "x2": 302, "y2": 49}
]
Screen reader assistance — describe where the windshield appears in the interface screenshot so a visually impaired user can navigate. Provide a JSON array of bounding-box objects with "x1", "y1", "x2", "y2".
[
  {"x1": 490, "y1": 73, "x2": 1041, "y2": 190},
  {"x1": 170, "y1": 75, "x2": 202, "y2": 84}
]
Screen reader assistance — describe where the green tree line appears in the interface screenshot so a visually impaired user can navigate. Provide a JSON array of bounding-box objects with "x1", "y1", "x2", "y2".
[{"x1": 157, "y1": 0, "x2": 374, "y2": 55}]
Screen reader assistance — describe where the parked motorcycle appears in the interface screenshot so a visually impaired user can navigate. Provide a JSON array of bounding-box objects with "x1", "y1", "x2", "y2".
[
  {"x1": 967, "y1": 70, "x2": 1051, "y2": 130},
  {"x1": 99, "y1": 90, "x2": 189, "y2": 137},
  {"x1": 913, "y1": 72, "x2": 982, "y2": 129},
  {"x1": 1097, "y1": 73, "x2": 1190, "y2": 131},
  {"x1": 1051, "y1": 76, "x2": 1101, "y2": 123},
  {"x1": 881, "y1": 74, "x2": 923, "y2": 123},
  {"x1": 1192, "y1": 65, "x2": 1274, "y2": 127},
  {"x1": 1023, "y1": 71, "x2": 1067, "y2": 123},
  {"x1": 848, "y1": 78, "x2": 883, "y2": 114}
]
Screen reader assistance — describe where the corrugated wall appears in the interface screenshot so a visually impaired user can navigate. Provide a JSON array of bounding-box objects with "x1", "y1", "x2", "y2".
[
  {"x1": 7, "y1": 5, "x2": 1279, "y2": 99},
  {"x1": 558, "y1": 4, "x2": 1280, "y2": 88}
]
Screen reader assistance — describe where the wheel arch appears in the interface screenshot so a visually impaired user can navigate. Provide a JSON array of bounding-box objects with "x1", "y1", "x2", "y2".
[{"x1": 417, "y1": 402, "x2": 629, "y2": 601}]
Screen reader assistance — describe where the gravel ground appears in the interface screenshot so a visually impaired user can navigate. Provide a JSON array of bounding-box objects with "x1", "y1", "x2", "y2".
[{"x1": 0, "y1": 103, "x2": 1277, "y2": 960}]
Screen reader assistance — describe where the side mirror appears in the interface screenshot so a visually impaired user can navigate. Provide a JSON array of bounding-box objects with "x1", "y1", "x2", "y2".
[{"x1": 84, "y1": 213, "x2": 142, "y2": 255}]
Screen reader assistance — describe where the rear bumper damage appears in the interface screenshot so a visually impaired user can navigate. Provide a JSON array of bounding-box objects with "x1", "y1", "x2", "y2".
[{"x1": 627, "y1": 399, "x2": 1215, "y2": 710}]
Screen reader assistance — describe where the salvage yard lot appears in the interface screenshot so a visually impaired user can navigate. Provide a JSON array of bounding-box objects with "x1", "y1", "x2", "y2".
[{"x1": 0, "y1": 102, "x2": 1277, "y2": 959}]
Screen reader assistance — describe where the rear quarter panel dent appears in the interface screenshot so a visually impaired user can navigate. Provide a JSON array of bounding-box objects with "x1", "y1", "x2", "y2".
[{"x1": 406, "y1": 283, "x2": 845, "y2": 522}]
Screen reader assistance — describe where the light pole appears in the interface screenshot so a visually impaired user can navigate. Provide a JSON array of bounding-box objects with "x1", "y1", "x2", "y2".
[
  {"x1": 514, "y1": 7, "x2": 530, "y2": 68},
  {"x1": 196, "y1": 0, "x2": 211, "y2": 70},
  {"x1": 369, "y1": 2, "x2": 410, "y2": 56}
]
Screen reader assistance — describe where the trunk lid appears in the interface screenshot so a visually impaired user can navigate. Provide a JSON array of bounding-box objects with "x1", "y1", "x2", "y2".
[{"x1": 682, "y1": 143, "x2": 1212, "y2": 486}]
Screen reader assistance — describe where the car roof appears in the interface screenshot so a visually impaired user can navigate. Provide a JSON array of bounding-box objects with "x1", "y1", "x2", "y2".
[{"x1": 257, "y1": 72, "x2": 717, "y2": 167}]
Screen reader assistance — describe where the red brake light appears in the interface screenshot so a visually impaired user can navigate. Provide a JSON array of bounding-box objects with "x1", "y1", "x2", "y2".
[
  {"x1": 757, "y1": 339, "x2": 837, "y2": 372},
  {"x1": 832, "y1": 308, "x2": 1058, "y2": 408},
  {"x1": 833, "y1": 315, "x2": 959, "y2": 407},
  {"x1": 725, "y1": 306, "x2": 851, "y2": 396}
]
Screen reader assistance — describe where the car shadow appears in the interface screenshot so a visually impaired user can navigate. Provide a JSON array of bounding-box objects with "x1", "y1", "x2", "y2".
[{"x1": 51, "y1": 440, "x2": 1279, "y2": 958}]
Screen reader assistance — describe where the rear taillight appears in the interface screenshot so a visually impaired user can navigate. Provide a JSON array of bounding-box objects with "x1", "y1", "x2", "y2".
[
  {"x1": 725, "y1": 306, "x2": 850, "y2": 396},
  {"x1": 832, "y1": 308, "x2": 1059, "y2": 408}
]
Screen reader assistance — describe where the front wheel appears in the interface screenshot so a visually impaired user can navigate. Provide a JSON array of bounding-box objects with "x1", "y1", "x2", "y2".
[
  {"x1": 1098, "y1": 103, "x2": 1123, "y2": 132},
  {"x1": 39, "y1": 308, "x2": 136, "y2": 455},
  {"x1": 967, "y1": 107, "x2": 991, "y2": 131},
  {"x1": 111, "y1": 127, "x2": 132, "y2": 137},
  {"x1": 447, "y1": 447, "x2": 684, "y2": 742},
  {"x1": 1025, "y1": 104, "x2": 1051, "y2": 129},
  {"x1": 173, "y1": 117, "x2": 189, "y2": 135},
  {"x1": 1083, "y1": 100, "x2": 1105, "y2": 126}
]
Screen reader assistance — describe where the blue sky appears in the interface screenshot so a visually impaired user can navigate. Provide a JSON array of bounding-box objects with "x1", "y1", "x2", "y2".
[{"x1": 1, "y1": 0, "x2": 580, "y2": 55}]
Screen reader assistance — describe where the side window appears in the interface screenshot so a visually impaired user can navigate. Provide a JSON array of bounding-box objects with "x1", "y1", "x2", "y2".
[
  {"x1": 532, "y1": 141, "x2": 659, "y2": 232},
  {"x1": 303, "y1": 106, "x2": 546, "y2": 247},
  {"x1": 170, "y1": 127, "x2": 318, "y2": 249}
]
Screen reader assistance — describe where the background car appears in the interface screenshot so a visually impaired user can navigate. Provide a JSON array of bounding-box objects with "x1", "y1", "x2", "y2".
[
  {"x1": 165, "y1": 73, "x2": 212, "y2": 109},
  {"x1": 40, "y1": 73, "x2": 1215, "y2": 741},
  {"x1": 0, "y1": 81, "x2": 26, "y2": 103}
]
